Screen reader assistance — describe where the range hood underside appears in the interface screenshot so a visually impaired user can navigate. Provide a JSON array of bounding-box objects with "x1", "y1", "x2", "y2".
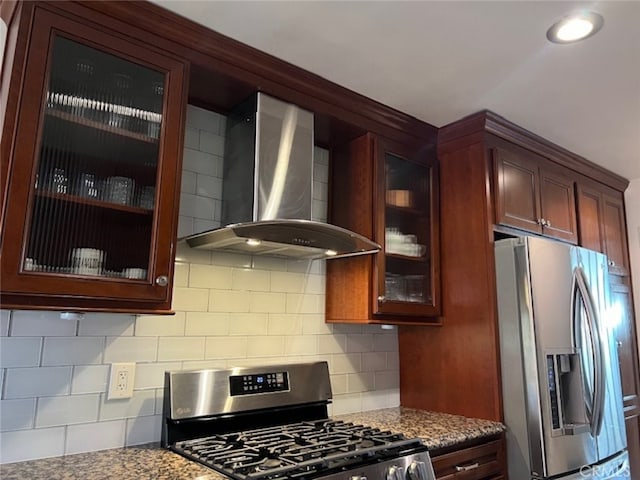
[{"x1": 183, "y1": 220, "x2": 380, "y2": 260}]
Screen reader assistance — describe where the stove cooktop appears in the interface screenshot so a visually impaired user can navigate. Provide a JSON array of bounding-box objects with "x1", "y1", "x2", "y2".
[{"x1": 172, "y1": 419, "x2": 425, "y2": 480}]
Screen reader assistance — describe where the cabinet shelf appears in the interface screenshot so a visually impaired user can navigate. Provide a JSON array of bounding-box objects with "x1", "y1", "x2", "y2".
[
  {"x1": 46, "y1": 108, "x2": 159, "y2": 144},
  {"x1": 385, "y1": 204, "x2": 425, "y2": 216},
  {"x1": 35, "y1": 190, "x2": 153, "y2": 215},
  {"x1": 386, "y1": 252, "x2": 427, "y2": 262}
]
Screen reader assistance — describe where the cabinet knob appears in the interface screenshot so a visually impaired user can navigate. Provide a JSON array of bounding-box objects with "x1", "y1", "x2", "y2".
[
  {"x1": 538, "y1": 218, "x2": 545, "y2": 225},
  {"x1": 545, "y1": 219, "x2": 552, "y2": 227},
  {"x1": 155, "y1": 275, "x2": 169, "y2": 287},
  {"x1": 608, "y1": 260, "x2": 616, "y2": 267},
  {"x1": 378, "y1": 295, "x2": 385, "y2": 302}
]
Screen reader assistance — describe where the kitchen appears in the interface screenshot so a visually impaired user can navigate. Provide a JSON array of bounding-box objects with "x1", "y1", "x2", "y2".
[{"x1": 0, "y1": 1, "x2": 639, "y2": 479}]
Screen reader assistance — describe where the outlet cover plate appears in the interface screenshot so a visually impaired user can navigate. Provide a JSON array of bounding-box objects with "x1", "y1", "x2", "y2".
[{"x1": 108, "y1": 362, "x2": 136, "y2": 399}]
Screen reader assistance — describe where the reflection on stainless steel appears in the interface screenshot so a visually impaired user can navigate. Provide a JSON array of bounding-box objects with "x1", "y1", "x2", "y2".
[{"x1": 495, "y1": 237, "x2": 627, "y2": 480}]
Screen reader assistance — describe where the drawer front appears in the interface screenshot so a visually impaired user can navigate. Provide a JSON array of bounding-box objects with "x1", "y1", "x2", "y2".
[{"x1": 432, "y1": 439, "x2": 505, "y2": 480}]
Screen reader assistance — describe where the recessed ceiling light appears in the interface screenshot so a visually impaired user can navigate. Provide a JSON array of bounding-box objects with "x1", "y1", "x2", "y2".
[{"x1": 546, "y1": 11, "x2": 604, "y2": 44}]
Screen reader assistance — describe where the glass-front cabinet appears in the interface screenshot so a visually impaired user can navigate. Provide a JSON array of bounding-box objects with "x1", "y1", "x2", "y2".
[
  {"x1": 0, "y1": 5, "x2": 186, "y2": 312},
  {"x1": 326, "y1": 133, "x2": 439, "y2": 324},
  {"x1": 374, "y1": 138, "x2": 439, "y2": 317}
]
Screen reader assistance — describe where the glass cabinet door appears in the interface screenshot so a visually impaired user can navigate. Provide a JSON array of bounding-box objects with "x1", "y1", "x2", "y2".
[
  {"x1": 25, "y1": 36, "x2": 163, "y2": 280},
  {"x1": 1, "y1": 7, "x2": 186, "y2": 311},
  {"x1": 375, "y1": 140, "x2": 439, "y2": 316}
]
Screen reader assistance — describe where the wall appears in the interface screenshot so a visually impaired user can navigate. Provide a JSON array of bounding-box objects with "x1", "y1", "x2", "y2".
[
  {"x1": 625, "y1": 178, "x2": 640, "y2": 348},
  {"x1": 0, "y1": 106, "x2": 400, "y2": 464}
]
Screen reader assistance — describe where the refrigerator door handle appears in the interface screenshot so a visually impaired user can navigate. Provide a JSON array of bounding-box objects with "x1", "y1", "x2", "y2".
[{"x1": 574, "y1": 267, "x2": 606, "y2": 437}]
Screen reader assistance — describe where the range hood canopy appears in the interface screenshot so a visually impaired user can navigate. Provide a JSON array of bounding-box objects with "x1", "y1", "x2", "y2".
[{"x1": 182, "y1": 93, "x2": 380, "y2": 260}]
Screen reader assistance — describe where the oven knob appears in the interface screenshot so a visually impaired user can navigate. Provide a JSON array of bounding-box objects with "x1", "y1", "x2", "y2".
[
  {"x1": 408, "y1": 461, "x2": 432, "y2": 480},
  {"x1": 386, "y1": 465, "x2": 405, "y2": 480}
]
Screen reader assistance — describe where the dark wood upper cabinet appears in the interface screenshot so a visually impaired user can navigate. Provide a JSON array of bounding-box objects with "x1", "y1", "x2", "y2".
[
  {"x1": 493, "y1": 143, "x2": 577, "y2": 243},
  {"x1": 326, "y1": 133, "x2": 440, "y2": 324},
  {"x1": 0, "y1": 3, "x2": 187, "y2": 313},
  {"x1": 576, "y1": 180, "x2": 630, "y2": 276}
]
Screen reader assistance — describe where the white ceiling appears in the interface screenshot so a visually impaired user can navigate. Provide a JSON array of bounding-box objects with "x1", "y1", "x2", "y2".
[{"x1": 152, "y1": 1, "x2": 640, "y2": 182}]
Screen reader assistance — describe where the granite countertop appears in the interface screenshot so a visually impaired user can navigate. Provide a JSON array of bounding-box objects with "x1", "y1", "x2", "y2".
[{"x1": 0, "y1": 408, "x2": 505, "y2": 480}]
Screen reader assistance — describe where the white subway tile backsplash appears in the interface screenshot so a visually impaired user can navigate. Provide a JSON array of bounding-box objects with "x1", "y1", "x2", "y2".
[
  {"x1": 373, "y1": 333, "x2": 398, "y2": 352},
  {"x1": 330, "y1": 354, "x2": 362, "y2": 374},
  {"x1": 42, "y1": 336, "x2": 104, "y2": 366},
  {"x1": 286, "y1": 294, "x2": 324, "y2": 314},
  {"x1": 246, "y1": 336, "x2": 285, "y2": 357},
  {"x1": 183, "y1": 126, "x2": 199, "y2": 150},
  {"x1": 184, "y1": 312, "x2": 229, "y2": 336},
  {"x1": 314, "y1": 147, "x2": 329, "y2": 165},
  {"x1": 251, "y1": 256, "x2": 287, "y2": 271},
  {"x1": 180, "y1": 170, "x2": 197, "y2": 194},
  {"x1": 361, "y1": 389, "x2": 400, "y2": 411},
  {"x1": 313, "y1": 163, "x2": 329, "y2": 184},
  {"x1": 332, "y1": 393, "x2": 362, "y2": 415},
  {"x1": 387, "y1": 351, "x2": 399, "y2": 370},
  {"x1": 99, "y1": 390, "x2": 156, "y2": 421},
  {"x1": 177, "y1": 215, "x2": 195, "y2": 238},
  {"x1": 10, "y1": 311, "x2": 76, "y2": 337},
  {"x1": 192, "y1": 195, "x2": 217, "y2": 221},
  {"x1": 126, "y1": 414, "x2": 161, "y2": 446},
  {"x1": 345, "y1": 334, "x2": 374, "y2": 353},
  {"x1": 302, "y1": 314, "x2": 333, "y2": 335},
  {"x1": 186, "y1": 105, "x2": 222, "y2": 133},
  {"x1": 157, "y1": 337, "x2": 205, "y2": 361},
  {"x1": 232, "y1": 268, "x2": 271, "y2": 292},
  {"x1": 173, "y1": 287, "x2": 209, "y2": 312},
  {"x1": 65, "y1": 420, "x2": 126, "y2": 455},
  {"x1": 283, "y1": 336, "x2": 317, "y2": 356},
  {"x1": 71, "y1": 365, "x2": 110, "y2": 394},
  {"x1": 250, "y1": 292, "x2": 287, "y2": 314},
  {"x1": 103, "y1": 337, "x2": 158, "y2": 363},
  {"x1": 181, "y1": 360, "x2": 227, "y2": 370},
  {"x1": 199, "y1": 131, "x2": 225, "y2": 156},
  {"x1": 270, "y1": 271, "x2": 305, "y2": 293},
  {"x1": 174, "y1": 262, "x2": 190, "y2": 288},
  {"x1": 174, "y1": 243, "x2": 212, "y2": 265},
  {"x1": 189, "y1": 264, "x2": 233, "y2": 289},
  {"x1": 333, "y1": 324, "x2": 363, "y2": 335},
  {"x1": 228, "y1": 313, "x2": 268, "y2": 336},
  {"x1": 0, "y1": 398, "x2": 36, "y2": 431},
  {"x1": 35, "y1": 394, "x2": 100, "y2": 427},
  {"x1": 136, "y1": 312, "x2": 185, "y2": 336},
  {"x1": 205, "y1": 336, "x2": 248, "y2": 359},
  {"x1": 318, "y1": 334, "x2": 346, "y2": 354},
  {"x1": 0, "y1": 427, "x2": 65, "y2": 463},
  {"x1": 209, "y1": 290, "x2": 251, "y2": 313},
  {"x1": 182, "y1": 148, "x2": 220, "y2": 177},
  {"x1": 303, "y1": 275, "x2": 325, "y2": 295},
  {"x1": 267, "y1": 314, "x2": 303, "y2": 335},
  {"x1": 374, "y1": 371, "x2": 400, "y2": 390},
  {"x1": 212, "y1": 252, "x2": 252, "y2": 268},
  {"x1": 4, "y1": 366, "x2": 72, "y2": 398},
  {"x1": 347, "y1": 373, "x2": 375, "y2": 393},
  {"x1": 196, "y1": 174, "x2": 223, "y2": 199},
  {"x1": 0, "y1": 310, "x2": 9, "y2": 336},
  {"x1": 361, "y1": 352, "x2": 388, "y2": 372},
  {"x1": 78, "y1": 314, "x2": 135, "y2": 336},
  {"x1": 0, "y1": 337, "x2": 41, "y2": 367},
  {"x1": 134, "y1": 362, "x2": 181, "y2": 390},
  {"x1": 194, "y1": 218, "x2": 220, "y2": 233},
  {"x1": 330, "y1": 374, "x2": 347, "y2": 395},
  {"x1": 312, "y1": 200, "x2": 327, "y2": 222}
]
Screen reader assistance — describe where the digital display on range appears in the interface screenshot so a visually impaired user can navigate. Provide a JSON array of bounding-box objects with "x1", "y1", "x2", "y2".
[{"x1": 229, "y1": 371, "x2": 289, "y2": 396}]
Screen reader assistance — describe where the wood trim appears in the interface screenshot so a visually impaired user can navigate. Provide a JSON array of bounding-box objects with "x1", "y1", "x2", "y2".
[
  {"x1": 439, "y1": 110, "x2": 628, "y2": 192},
  {"x1": 36, "y1": 0, "x2": 437, "y2": 146},
  {"x1": 0, "y1": 0, "x2": 17, "y2": 24}
]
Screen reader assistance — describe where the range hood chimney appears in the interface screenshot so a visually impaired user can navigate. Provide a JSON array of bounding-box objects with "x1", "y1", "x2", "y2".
[{"x1": 182, "y1": 93, "x2": 380, "y2": 260}]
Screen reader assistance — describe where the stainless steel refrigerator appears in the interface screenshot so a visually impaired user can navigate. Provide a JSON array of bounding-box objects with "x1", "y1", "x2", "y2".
[{"x1": 495, "y1": 237, "x2": 629, "y2": 479}]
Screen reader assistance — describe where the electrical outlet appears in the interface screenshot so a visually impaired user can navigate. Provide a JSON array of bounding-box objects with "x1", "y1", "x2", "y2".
[{"x1": 108, "y1": 362, "x2": 135, "y2": 399}]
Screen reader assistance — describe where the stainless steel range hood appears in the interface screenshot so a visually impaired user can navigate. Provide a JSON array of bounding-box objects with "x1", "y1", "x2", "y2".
[{"x1": 182, "y1": 93, "x2": 379, "y2": 260}]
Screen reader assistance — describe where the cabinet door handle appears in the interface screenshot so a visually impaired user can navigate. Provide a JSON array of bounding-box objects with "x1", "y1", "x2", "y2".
[
  {"x1": 454, "y1": 462, "x2": 479, "y2": 472},
  {"x1": 155, "y1": 275, "x2": 169, "y2": 287}
]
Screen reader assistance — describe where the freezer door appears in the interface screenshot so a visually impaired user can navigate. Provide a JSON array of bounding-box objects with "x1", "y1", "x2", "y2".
[{"x1": 575, "y1": 247, "x2": 627, "y2": 461}]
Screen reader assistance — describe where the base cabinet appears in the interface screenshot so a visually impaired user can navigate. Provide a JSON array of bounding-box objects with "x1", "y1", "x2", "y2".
[{"x1": 431, "y1": 436, "x2": 506, "y2": 480}]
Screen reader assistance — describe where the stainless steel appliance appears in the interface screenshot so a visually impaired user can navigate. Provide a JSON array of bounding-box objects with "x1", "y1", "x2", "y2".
[
  {"x1": 495, "y1": 237, "x2": 629, "y2": 479},
  {"x1": 182, "y1": 93, "x2": 380, "y2": 260},
  {"x1": 162, "y1": 361, "x2": 435, "y2": 480}
]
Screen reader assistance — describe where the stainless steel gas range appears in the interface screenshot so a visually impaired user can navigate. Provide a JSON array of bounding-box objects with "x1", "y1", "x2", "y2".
[{"x1": 162, "y1": 362, "x2": 435, "y2": 480}]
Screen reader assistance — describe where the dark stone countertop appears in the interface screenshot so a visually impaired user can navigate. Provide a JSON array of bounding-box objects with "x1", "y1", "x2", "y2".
[{"x1": 0, "y1": 408, "x2": 505, "y2": 479}]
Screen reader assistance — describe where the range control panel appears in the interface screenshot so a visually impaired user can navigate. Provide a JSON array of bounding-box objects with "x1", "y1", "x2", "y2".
[{"x1": 229, "y1": 371, "x2": 290, "y2": 396}]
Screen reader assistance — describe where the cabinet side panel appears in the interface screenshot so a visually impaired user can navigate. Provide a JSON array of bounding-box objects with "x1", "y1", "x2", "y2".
[{"x1": 399, "y1": 140, "x2": 501, "y2": 420}]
